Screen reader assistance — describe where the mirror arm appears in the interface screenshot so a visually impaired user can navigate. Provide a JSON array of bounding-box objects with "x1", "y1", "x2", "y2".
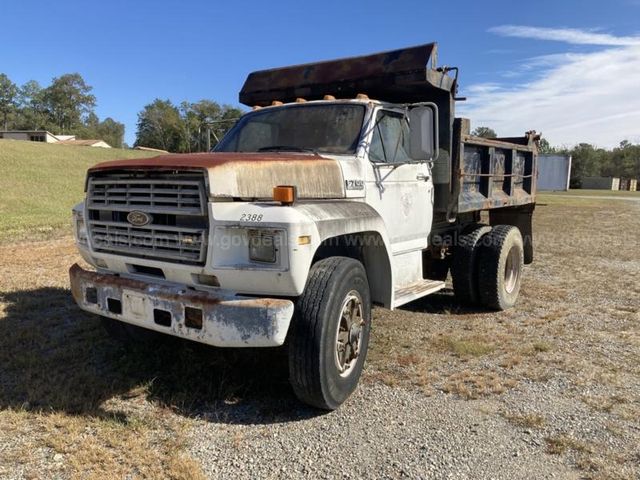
[{"x1": 372, "y1": 162, "x2": 386, "y2": 192}]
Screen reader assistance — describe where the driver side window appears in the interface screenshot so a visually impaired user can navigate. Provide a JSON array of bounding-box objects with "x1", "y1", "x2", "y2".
[{"x1": 369, "y1": 110, "x2": 412, "y2": 164}]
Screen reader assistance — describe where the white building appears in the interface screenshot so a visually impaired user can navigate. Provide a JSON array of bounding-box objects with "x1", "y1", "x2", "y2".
[
  {"x1": 0, "y1": 130, "x2": 61, "y2": 143},
  {"x1": 0, "y1": 130, "x2": 111, "y2": 148}
]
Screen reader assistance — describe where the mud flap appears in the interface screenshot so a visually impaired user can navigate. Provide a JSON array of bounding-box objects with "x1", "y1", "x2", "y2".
[{"x1": 489, "y1": 204, "x2": 535, "y2": 264}]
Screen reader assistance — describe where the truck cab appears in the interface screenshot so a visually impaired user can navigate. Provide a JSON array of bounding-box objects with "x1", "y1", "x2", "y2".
[{"x1": 70, "y1": 43, "x2": 537, "y2": 410}]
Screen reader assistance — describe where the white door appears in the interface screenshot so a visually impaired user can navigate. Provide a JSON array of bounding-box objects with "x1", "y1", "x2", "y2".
[{"x1": 364, "y1": 109, "x2": 433, "y2": 255}]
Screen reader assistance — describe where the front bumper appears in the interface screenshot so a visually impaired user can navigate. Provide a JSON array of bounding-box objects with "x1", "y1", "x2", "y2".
[{"x1": 69, "y1": 264, "x2": 294, "y2": 347}]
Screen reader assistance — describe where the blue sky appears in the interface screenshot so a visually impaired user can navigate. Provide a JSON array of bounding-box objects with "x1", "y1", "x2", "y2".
[{"x1": 2, "y1": 0, "x2": 639, "y2": 147}]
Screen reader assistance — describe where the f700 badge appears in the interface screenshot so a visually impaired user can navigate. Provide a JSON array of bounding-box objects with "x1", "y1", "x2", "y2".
[{"x1": 345, "y1": 179, "x2": 364, "y2": 190}]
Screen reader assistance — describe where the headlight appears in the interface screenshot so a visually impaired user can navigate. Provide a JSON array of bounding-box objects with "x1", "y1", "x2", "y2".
[
  {"x1": 248, "y1": 229, "x2": 277, "y2": 263},
  {"x1": 73, "y1": 210, "x2": 88, "y2": 246}
]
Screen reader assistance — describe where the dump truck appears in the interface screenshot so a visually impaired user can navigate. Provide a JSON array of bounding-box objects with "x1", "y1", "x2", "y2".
[{"x1": 70, "y1": 43, "x2": 538, "y2": 409}]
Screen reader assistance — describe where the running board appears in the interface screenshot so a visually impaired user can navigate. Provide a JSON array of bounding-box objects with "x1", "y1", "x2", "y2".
[{"x1": 393, "y1": 279, "x2": 446, "y2": 308}]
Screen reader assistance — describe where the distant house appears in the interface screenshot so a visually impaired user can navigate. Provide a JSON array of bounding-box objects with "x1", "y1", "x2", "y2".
[
  {"x1": 0, "y1": 130, "x2": 111, "y2": 148},
  {"x1": 0, "y1": 130, "x2": 61, "y2": 143}
]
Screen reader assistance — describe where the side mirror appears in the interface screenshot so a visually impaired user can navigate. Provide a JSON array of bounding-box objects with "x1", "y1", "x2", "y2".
[{"x1": 409, "y1": 104, "x2": 439, "y2": 161}]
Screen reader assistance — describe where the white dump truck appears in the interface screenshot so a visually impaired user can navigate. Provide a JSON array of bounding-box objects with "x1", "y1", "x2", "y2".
[{"x1": 70, "y1": 43, "x2": 537, "y2": 409}]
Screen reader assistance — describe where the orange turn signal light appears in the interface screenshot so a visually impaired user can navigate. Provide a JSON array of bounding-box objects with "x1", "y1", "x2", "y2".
[
  {"x1": 273, "y1": 185, "x2": 297, "y2": 205},
  {"x1": 297, "y1": 235, "x2": 311, "y2": 245}
]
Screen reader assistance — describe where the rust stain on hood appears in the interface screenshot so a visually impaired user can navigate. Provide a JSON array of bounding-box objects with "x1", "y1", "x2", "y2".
[{"x1": 89, "y1": 152, "x2": 345, "y2": 199}]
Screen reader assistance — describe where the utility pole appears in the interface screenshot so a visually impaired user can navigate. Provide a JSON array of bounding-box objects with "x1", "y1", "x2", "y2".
[{"x1": 202, "y1": 117, "x2": 240, "y2": 151}]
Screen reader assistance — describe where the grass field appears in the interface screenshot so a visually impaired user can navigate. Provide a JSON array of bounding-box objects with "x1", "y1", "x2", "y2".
[{"x1": 0, "y1": 140, "x2": 155, "y2": 243}]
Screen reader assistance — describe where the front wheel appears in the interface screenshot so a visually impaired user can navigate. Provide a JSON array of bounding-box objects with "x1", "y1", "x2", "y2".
[{"x1": 288, "y1": 257, "x2": 371, "y2": 410}]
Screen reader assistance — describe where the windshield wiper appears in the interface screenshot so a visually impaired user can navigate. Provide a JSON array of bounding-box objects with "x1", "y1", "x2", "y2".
[{"x1": 257, "y1": 145, "x2": 319, "y2": 154}]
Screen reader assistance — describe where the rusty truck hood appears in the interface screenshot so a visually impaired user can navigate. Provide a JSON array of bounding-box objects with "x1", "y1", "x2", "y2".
[{"x1": 89, "y1": 152, "x2": 346, "y2": 199}]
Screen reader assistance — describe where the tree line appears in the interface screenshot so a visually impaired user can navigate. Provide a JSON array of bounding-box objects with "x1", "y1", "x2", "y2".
[
  {"x1": 134, "y1": 99, "x2": 243, "y2": 153},
  {"x1": 0, "y1": 73, "x2": 125, "y2": 148},
  {"x1": 540, "y1": 139, "x2": 640, "y2": 187},
  {"x1": 472, "y1": 127, "x2": 640, "y2": 186},
  {"x1": 0, "y1": 72, "x2": 243, "y2": 152}
]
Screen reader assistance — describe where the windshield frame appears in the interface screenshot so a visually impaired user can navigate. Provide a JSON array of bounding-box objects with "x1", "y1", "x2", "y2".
[{"x1": 214, "y1": 101, "x2": 369, "y2": 156}]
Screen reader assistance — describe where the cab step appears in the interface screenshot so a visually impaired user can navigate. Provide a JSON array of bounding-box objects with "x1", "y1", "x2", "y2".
[{"x1": 393, "y1": 279, "x2": 445, "y2": 308}]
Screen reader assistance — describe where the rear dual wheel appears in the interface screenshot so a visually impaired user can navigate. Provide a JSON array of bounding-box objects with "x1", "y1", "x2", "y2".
[
  {"x1": 452, "y1": 224, "x2": 492, "y2": 305},
  {"x1": 477, "y1": 225, "x2": 524, "y2": 310},
  {"x1": 453, "y1": 224, "x2": 524, "y2": 310}
]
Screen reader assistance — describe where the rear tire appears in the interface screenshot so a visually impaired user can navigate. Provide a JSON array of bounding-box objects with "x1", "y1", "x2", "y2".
[
  {"x1": 288, "y1": 257, "x2": 371, "y2": 410},
  {"x1": 452, "y1": 225, "x2": 492, "y2": 306},
  {"x1": 476, "y1": 225, "x2": 524, "y2": 310}
]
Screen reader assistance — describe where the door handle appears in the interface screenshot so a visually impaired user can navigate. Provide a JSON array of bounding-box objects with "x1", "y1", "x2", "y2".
[{"x1": 416, "y1": 173, "x2": 430, "y2": 181}]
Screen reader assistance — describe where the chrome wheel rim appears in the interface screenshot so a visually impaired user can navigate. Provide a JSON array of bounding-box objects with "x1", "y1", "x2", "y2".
[
  {"x1": 334, "y1": 290, "x2": 365, "y2": 377},
  {"x1": 504, "y1": 246, "x2": 520, "y2": 294}
]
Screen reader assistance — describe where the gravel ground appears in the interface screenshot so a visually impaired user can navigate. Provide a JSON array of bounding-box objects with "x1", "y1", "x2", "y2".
[{"x1": 189, "y1": 382, "x2": 578, "y2": 480}]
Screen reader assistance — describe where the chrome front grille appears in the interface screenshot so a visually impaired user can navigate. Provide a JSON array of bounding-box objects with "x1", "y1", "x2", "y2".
[
  {"x1": 86, "y1": 171, "x2": 208, "y2": 264},
  {"x1": 88, "y1": 178, "x2": 206, "y2": 215}
]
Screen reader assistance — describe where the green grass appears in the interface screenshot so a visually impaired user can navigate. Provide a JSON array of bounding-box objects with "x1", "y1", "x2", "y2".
[
  {"x1": 538, "y1": 189, "x2": 640, "y2": 207},
  {"x1": 0, "y1": 139, "x2": 156, "y2": 243},
  {"x1": 544, "y1": 189, "x2": 640, "y2": 198}
]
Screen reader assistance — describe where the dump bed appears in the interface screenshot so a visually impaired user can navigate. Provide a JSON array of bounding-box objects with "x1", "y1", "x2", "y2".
[{"x1": 452, "y1": 119, "x2": 537, "y2": 215}]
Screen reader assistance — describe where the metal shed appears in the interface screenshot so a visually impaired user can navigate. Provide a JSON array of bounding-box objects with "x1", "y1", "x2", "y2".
[{"x1": 537, "y1": 154, "x2": 572, "y2": 191}]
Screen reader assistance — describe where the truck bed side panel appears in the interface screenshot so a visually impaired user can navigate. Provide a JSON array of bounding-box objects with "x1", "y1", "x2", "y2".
[{"x1": 457, "y1": 135, "x2": 537, "y2": 213}]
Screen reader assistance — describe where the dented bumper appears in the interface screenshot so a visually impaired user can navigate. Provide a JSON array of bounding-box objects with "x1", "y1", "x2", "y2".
[{"x1": 69, "y1": 264, "x2": 294, "y2": 347}]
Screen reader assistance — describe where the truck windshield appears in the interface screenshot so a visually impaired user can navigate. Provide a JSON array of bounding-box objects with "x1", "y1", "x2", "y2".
[{"x1": 215, "y1": 104, "x2": 366, "y2": 154}]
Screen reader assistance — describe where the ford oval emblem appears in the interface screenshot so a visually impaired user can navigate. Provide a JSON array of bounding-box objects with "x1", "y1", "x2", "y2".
[{"x1": 127, "y1": 211, "x2": 152, "y2": 227}]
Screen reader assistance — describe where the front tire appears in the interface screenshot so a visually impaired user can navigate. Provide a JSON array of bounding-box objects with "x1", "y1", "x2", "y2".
[{"x1": 288, "y1": 257, "x2": 371, "y2": 410}]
